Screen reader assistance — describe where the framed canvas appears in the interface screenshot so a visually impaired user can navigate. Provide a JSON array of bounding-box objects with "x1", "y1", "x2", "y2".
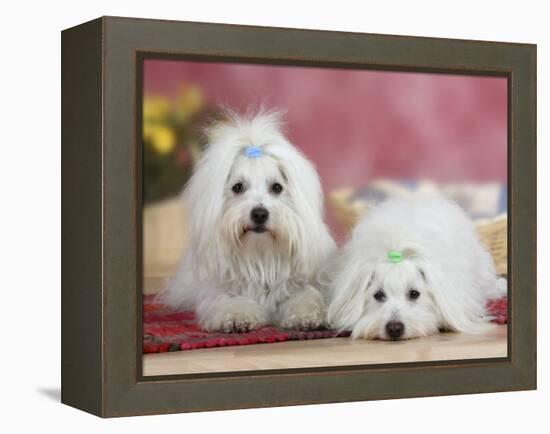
[{"x1": 61, "y1": 16, "x2": 536, "y2": 417}]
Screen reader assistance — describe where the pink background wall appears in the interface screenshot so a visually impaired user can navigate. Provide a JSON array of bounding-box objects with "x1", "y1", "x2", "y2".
[
  {"x1": 144, "y1": 59, "x2": 507, "y2": 239},
  {"x1": 144, "y1": 59, "x2": 507, "y2": 188}
]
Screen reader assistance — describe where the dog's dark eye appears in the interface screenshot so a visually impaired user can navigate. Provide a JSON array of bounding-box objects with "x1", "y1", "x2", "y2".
[
  {"x1": 271, "y1": 183, "x2": 283, "y2": 194},
  {"x1": 232, "y1": 182, "x2": 244, "y2": 194},
  {"x1": 373, "y1": 289, "x2": 386, "y2": 302},
  {"x1": 408, "y1": 289, "x2": 420, "y2": 300}
]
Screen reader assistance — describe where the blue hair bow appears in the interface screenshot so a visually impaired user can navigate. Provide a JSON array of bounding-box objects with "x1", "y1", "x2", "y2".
[{"x1": 244, "y1": 146, "x2": 263, "y2": 159}]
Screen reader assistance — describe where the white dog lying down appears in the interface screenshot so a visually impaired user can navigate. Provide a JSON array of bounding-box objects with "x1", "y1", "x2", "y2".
[
  {"x1": 157, "y1": 110, "x2": 335, "y2": 332},
  {"x1": 328, "y1": 196, "x2": 506, "y2": 340}
]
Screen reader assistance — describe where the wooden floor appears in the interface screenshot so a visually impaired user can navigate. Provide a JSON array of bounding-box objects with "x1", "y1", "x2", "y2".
[
  {"x1": 142, "y1": 277, "x2": 507, "y2": 376},
  {"x1": 143, "y1": 326, "x2": 507, "y2": 376}
]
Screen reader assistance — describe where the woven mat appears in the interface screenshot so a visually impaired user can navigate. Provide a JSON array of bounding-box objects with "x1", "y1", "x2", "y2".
[{"x1": 143, "y1": 295, "x2": 507, "y2": 353}]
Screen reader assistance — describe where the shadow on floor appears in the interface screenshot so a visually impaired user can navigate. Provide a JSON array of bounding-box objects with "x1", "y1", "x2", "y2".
[{"x1": 38, "y1": 387, "x2": 61, "y2": 402}]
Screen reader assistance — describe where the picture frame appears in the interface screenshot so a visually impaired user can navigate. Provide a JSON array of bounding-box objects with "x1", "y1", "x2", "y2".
[{"x1": 61, "y1": 16, "x2": 536, "y2": 417}]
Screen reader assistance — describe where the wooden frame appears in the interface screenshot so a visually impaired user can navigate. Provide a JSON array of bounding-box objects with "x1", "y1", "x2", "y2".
[{"x1": 61, "y1": 16, "x2": 537, "y2": 417}]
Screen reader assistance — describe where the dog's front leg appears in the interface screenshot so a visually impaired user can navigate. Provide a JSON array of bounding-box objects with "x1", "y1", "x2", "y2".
[
  {"x1": 196, "y1": 293, "x2": 268, "y2": 333},
  {"x1": 277, "y1": 286, "x2": 326, "y2": 330}
]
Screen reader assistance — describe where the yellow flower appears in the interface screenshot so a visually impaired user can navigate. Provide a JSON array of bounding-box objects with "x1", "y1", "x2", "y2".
[
  {"x1": 142, "y1": 123, "x2": 156, "y2": 142},
  {"x1": 183, "y1": 85, "x2": 204, "y2": 113},
  {"x1": 143, "y1": 96, "x2": 171, "y2": 122},
  {"x1": 175, "y1": 85, "x2": 205, "y2": 122},
  {"x1": 150, "y1": 126, "x2": 176, "y2": 155}
]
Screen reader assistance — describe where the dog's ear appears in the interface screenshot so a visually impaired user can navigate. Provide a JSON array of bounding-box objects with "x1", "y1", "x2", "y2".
[
  {"x1": 327, "y1": 253, "x2": 374, "y2": 331},
  {"x1": 270, "y1": 143, "x2": 335, "y2": 274},
  {"x1": 419, "y1": 260, "x2": 489, "y2": 333},
  {"x1": 182, "y1": 135, "x2": 241, "y2": 278}
]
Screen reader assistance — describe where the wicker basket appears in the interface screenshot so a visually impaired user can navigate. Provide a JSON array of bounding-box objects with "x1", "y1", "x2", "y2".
[
  {"x1": 476, "y1": 214, "x2": 507, "y2": 276},
  {"x1": 143, "y1": 197, "x2": 188, "y2": 277},
  {"x1": 328, "y1": 188, "x2": 507, "y2": 276}
]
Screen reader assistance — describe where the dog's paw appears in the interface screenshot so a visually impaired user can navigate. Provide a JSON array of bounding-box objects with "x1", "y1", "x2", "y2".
[
  {"x1": 279, "y1": 309, "x2": 325, "y2": 331},
  {"x1": 278, "y1": 288, "x2": 326, "y2": 331},
  {"x1": 201, "y1": 299, "x2": 268, "y2": 333},
  {"x1": 218, "y1": 314, "x2": 264, "y2": 333}
]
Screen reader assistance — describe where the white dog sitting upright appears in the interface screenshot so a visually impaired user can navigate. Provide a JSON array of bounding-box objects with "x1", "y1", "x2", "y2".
[
  {"x1": 158, "y1": 110, "x2": 335, "y2": 333},
  {"x1": 328, "y1": 196, "x2": 505, "y2": 340}
]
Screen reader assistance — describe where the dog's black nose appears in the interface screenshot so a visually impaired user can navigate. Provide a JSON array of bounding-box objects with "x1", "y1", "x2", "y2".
[
  {"x1": 385, "y1": 321, "x2": 405, "y2": 339},
  {"x1": 251, "y1": 207, "x2": 269, "y2": 225}
]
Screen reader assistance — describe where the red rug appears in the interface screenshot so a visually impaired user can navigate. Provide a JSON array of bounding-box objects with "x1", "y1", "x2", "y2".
[{"x1": 143, "y1": 295, "x2": 508, "y2": 353}]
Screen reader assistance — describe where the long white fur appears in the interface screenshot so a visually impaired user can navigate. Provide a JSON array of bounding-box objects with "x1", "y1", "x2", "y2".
[
  {"x1": 327, "y1": 195, "x2": 506, "y2": 340},
  {"x1": 157, "y1": 109, "x2": 335, "y2": 332}
]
